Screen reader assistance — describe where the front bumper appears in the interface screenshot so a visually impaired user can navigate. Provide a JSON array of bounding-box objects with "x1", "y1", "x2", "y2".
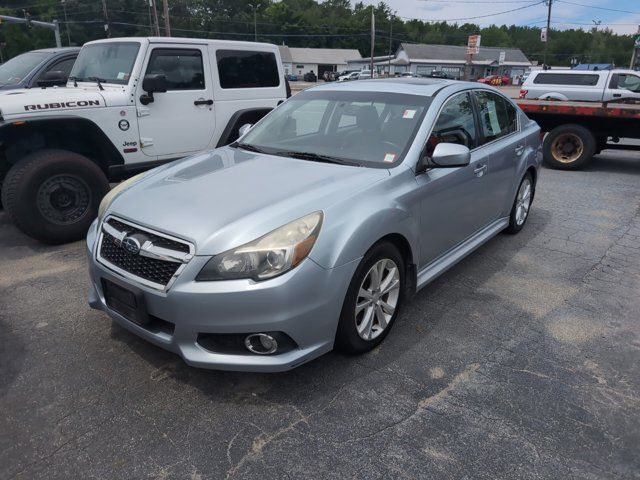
[{"x1": 86, "y1": 220, "x2": 358, "y2": 372}]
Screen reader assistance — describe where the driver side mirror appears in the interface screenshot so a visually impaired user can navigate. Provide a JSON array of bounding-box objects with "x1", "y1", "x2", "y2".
[
  {"x1": 140, "y1": 73, "x2": 168, "y2": 105},
  {"x1": 37, "y1": 70, "x2": 68, "y2": 88},
  {"x1": 417, "y1": 143, "x2": 471, "y2": 173},
  {"x1": 238, "y1": 123, "x2": 253, "y2": 137}
]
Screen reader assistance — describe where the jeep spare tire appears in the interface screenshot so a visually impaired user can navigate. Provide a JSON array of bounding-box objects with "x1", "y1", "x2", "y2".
[{"x1": 1, "y1": 149, "x2": 110, "y2": 244}]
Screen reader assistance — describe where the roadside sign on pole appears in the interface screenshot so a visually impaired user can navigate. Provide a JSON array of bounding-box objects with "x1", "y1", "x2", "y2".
[
  {"x1": 467, "y1": 35, "x2": 481, "y2": 54},
  {"x1": 541, "y1": 27, "x2": 548, "y2": 42},
  {"x1": 499, "y1": 51, "x2": 506, "y2": 65}
]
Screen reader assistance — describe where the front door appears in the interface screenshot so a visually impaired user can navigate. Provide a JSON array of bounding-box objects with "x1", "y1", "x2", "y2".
[
  {"x1": 415, "y1": 92, "x2": 496, "y2": 267},
  {"x1": 136, "y1": 45, "x2": 215, "y2": 158},
  {"x1": 602, "y1": 72, "x2": 640, "y2": 102}
]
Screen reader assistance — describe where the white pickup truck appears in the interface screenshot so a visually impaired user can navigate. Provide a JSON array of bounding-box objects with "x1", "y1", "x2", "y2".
[{"x1": 0, "y1": 37, "x2": 288, "y2": 244}]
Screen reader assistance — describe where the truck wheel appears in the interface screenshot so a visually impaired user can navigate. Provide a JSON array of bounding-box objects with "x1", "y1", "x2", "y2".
[
  {"x1": 1, "y1": 149, "x2": 109, "y2": 244},
  {"x1": 543, "y1": 124, "x2": 595, "y2": 170}
]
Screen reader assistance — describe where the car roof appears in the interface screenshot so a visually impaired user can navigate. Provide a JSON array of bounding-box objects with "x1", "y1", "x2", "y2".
[
  {"x1": 30, "y1": 47, "x2": 81, "y2": 54},
  {"x1": 84, "y1": 37, "x2": 278, "y2": 51},
  {"x1": 308, "y1": 78, "x2": 463, "y2": 97}
]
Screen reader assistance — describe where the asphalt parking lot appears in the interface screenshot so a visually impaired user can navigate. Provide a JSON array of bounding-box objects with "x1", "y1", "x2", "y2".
[{"x1": 2, "y1": 152, "x2": 640, "y2": 479}]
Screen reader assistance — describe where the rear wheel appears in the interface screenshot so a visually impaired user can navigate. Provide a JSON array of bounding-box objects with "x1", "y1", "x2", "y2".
[
  {"x1": 505, "y1": 173, "x2": 534, "y2": 234},
  {"x1": 335, "y1": 242, "x2": 405, "y2": 354},
  {"x1": 543, "y1": 124, "x2": 595, "y2": 170},
  {"x1": 1, "y1": 149, "x2": 110, "y2": 244}
]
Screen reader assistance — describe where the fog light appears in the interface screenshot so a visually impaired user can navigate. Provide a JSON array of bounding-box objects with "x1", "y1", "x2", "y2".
[{"x1": 245, "y1": 333, "x2": 278, "y2": 355}]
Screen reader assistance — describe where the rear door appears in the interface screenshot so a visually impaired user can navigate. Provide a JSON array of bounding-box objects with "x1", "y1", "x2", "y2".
[
  {"x1": 603, "y1": 72, "x2": 640, "y2": 102},
  {"x1": 136, "y1": 45, "x2": 215, "y2": 158},
  {"x1": 472, "y1": 90, "x2": 525, "y2": 218}
]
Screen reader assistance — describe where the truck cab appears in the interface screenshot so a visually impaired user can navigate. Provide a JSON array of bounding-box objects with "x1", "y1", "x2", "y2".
[
  {"x1": 0, "y1": 37, "x2": 287, "y2": 244},
  {"x1": 520, "y1": 69, "x2": 640, "y2": 103}
]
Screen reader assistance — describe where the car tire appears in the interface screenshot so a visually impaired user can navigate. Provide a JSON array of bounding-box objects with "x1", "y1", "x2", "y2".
[
  {"x1": 505, "y1": 172, "x2": 534, "y2": 234},
  {"x1": 335, "y1": 242, "x2": 405, "y2": 354},
  {"x1": 543, "y1": 124, "x2": 595, "y2": 170},
  {"x1": 1, "y1": 149, "x2": 110, "y2": 244}
]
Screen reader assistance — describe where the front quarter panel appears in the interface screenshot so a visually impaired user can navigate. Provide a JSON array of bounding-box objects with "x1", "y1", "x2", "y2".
[{"x1": 309, "y1": 165, "x2": 420, "y2": 269}]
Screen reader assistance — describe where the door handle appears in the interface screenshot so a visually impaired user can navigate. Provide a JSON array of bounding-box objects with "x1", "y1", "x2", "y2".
[
  {"x1": 473, "y1": 164, "x2": 487, "y2": 177},
  {"x1": 613, "y1": 93, "x2": 621, "y2": 98},
  {"x1": 515, "y1": 145, "x2": 525, "y2": 156},
  {"x1": 194, "y1": 99, "x2": 213, "y2": 106}
]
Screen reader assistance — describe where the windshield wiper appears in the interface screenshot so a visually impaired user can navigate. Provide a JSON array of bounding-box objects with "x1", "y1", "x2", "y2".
[
  {"x1": 68, "y1": 75, "x2": 78, "y2": 87},
  {"x1": 234, "y1": 142, "x2": 267, "y2": 153},
  {"x1": 274, "y1": 150, "x2": 360, "y2": 166},
  {"x1": 87, "y1": 76, "x2": 105, "y2": 91}
]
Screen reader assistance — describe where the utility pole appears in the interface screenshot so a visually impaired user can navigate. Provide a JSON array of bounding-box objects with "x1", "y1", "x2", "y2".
[
  {"x1": 150, "y1": 0, "x2": 160, "y2": 36},
  {"x1": 542, "y1": 0, "x2": 552, "y2": 69},
  {"x1": 388, "y1": 12, "x2": 394, "y2": 77},
  {"x1": 60, "y1": 0, "x2": 71, "y2": 45},
  {"x1": 162, "y1": 0, "x2": 171, "y2": 36},
  {"x1": 248, "y1": 4, "x2": 261, "y2": 42},
  {"x1": 591, "y1": 20, "x2": 601, "y2": 64},
  {"x1": 100, "y1": 0, "x2": 110, "y2": 38},
  {"x1": 370, "y1": 6, "x2": 375, "y2": 75},
  {"x1": 630, "y1": 25, "x2": 640, "y2": 69}
]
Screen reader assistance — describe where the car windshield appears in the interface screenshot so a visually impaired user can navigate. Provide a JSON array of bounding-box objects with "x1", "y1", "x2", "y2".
[
  {"x1": 0, "y1": 52, "x2": 50, "y2": 86},
  {"x1": 238, "y1": 90, "x2": 430, "y2": 167},
  {"x1": 70, "y1": 42, "x2": 140, "y2": 85}
]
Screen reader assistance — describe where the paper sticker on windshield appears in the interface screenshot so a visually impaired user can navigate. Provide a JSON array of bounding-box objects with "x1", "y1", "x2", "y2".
[
  {"x1": 117, "y1": 72, "x2": 126, "y2": 80},
  {"x1": 383, "y1": 153, "x2": 396, "y2": 163},
  {"x1": 403, "y1": 109, "x2": 416, "y2": 119}
]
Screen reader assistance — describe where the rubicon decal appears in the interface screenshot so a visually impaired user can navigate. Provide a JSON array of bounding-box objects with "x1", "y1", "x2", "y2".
[{"x1": 24, "y1": 100, "x2": 101, "y2": 111}]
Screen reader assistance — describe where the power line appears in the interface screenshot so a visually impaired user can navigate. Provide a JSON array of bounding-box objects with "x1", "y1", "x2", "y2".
[
  {"x1": 397, "y1": 1, "x2": 544, "y2": 23},
  {"x1": 555, "y1": 0, "x2": 640, "y2": 15}
]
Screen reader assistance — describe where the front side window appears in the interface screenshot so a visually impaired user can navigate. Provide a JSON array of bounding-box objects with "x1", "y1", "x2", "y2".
[
  {"x1": 238, "y1": 90, "x2": 430, "y2": 167},
  {"x1": 146, "y1": 48, "x2": 205, "y2": 90},
  {"x1": 216, "y1": 50, "x2": 279, "y2": 89},
  {"x1": 70, "y1": 42, "x2": 139, "y2": 85},
  {"x1": 474, "y1": 91, "x2": 517, "y2": 143},
  {"x1": 426, "y1": 92, "x2": 476, "y2": 157},
  {"x1": 615, "y1": 74, "x2": 640, "y2": 93},
  {"x1": 46, "y1": 57, "x2": 76, "y2": 77},
  {"x1": 0, "y1": 52, "x2": 49, "y2": 86}
]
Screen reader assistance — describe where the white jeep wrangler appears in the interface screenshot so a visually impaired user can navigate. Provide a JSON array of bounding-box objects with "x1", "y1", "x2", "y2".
[{"x1": 0, "y1": 37, "x2": 289, "y2": 243}]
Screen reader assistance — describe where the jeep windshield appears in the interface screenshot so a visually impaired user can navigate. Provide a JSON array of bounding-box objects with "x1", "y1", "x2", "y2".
[
  {"x1": 0, "y1": 52, "x2": 50, "y2": 86},
  {"x1": 70, "y1": 42, "x2": 140, "y2": 86},
  {"x1": 236, "y1": 90, "x2": 430, "y2": 168}
]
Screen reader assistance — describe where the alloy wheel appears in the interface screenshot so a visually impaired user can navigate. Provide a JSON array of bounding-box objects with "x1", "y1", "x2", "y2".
[{"x1": 355, "y1": 258, "x2": 400, "y2": 341}]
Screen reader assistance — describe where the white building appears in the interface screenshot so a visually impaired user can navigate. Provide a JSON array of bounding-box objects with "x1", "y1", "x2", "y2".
[{"x1": 278, "y1": 46, "x2": 362, "y2": 79}]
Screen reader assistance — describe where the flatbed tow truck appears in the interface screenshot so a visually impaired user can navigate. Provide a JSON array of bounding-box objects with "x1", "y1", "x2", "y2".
[{"x1": 516, "y1": 98, "x2": 640, "y2": 169}]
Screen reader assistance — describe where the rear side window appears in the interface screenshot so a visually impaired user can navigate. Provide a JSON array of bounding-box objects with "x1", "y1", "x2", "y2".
[
  {"x1": 216, "y1": 50, "x2": 280, "y2": 89},
  {"x1": 533, "y1": 73, "x2": 599, "y2": 86},
  {"x1": 474, "y1": 91, "x2": 517, "y2": 143},
  {"x1": 146, "y1": 48, "x2": 205, "y2": 90}
]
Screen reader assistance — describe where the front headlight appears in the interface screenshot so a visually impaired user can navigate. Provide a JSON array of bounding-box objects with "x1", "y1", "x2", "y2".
[
  {"x1": 196, "y1": 211, "x2": 323, "y2": 282},
  {"x1": 97, "y1": 171, "x2": 149, "y2": 222}
]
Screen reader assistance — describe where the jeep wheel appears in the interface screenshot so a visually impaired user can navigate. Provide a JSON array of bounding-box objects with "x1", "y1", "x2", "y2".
[{"x1": 1, "y1": 149, "x2": 110, "y2": 244}]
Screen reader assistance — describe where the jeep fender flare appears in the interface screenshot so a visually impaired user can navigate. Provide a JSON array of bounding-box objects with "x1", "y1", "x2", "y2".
[
  {"x1": 0, "y1": 115, "x2": 124, "y2": 177},
  {"x1": 216, "y1": 108, "x2": 274, "y2": 147}
]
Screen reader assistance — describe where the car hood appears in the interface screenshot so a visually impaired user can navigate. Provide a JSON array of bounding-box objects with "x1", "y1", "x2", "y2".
[
  {"x1": 107, "y1": 147, "x2": 389, "y2": 256},
  {"x1": 0, "y1": 85, "x2": 126, "y2": 118}
]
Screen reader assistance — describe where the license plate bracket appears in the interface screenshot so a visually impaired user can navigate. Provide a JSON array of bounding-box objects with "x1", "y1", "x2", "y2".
[{"x1": 102, "y1": 278, "x2": 150, "y2": 326}]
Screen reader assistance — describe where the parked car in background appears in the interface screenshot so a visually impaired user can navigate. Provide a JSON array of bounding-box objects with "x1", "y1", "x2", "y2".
[
  {"x1": 286, "y1": 73, "x2": 298, "y2": 81},
  {"x1": 0, "y1": 37, "x2": 287, "y2": 244},
  {"x1": 338, "y1": 71, "x2": 360, "y2": 81},
  {"x1": 0, "y1": 47, "x2": 80, "y2": 91},
  {"x1": 303, "y1": 71, "x2": 317, "y2": 82},
  {"x1": 477, "y1": 74, "x2": 510, "y2": 86},
  {"x1": 87, "y1": 78, "x2": 541, "y2": 371},
  {"x1": 427, "y1": 71, "x2": 449, "y2": 79},
  {"x1": 520, "y1": 69, "x2": 640, "y2": 101},
  {"x1": 357, "y1": 70, "x2": 377, "y2": 80}
]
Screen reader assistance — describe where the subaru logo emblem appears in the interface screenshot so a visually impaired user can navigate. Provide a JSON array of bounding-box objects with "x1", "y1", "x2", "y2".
[{"x1": 121, "y1": 236, "x2": 141, "y2": 255}]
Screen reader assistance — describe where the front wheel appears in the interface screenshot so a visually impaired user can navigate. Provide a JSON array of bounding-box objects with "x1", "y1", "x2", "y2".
[
  {"x1": 335, "y1": 242, "x2": 405, "y2": 354},
  {"x1": 1, "y1": 149, "x2": 110, "y2": 244}
]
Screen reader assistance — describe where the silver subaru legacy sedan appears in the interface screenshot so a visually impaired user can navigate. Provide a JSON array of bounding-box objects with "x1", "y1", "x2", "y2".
[{"x1": 87, "y1": 78, "x2": 542, "y2": 371}]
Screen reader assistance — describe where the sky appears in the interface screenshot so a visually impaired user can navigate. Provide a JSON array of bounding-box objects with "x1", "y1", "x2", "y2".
[{"x1": 360, "y1": 0, "x2": 640, "y2": 35}]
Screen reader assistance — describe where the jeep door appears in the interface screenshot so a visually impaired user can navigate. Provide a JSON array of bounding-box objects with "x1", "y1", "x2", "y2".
[{"x1": 136, "y1": 45, "x2": 215, "y2": 158}]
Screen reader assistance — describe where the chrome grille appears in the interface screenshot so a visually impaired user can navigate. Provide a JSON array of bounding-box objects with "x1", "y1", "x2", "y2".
[{"x1": 97, "y1": 217, "x2": 194, "y2": 290}]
